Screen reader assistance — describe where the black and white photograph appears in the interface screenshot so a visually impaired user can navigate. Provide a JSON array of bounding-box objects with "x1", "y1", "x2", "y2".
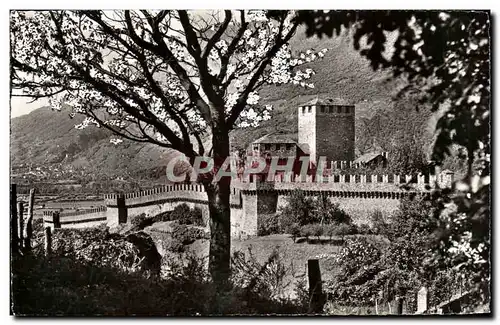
[{"x1": 8, "y1": 8, "x2": 491, "y2": 316}]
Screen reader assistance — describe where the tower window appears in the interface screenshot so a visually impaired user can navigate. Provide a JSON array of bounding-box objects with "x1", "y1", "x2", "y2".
[
  {"x1": 320, "y1": 106, "x2": 325, "y2": 113},
  {"x1": 265, "y1": 144, "x2": 271, "y2": 150},
  {"x1": 329, "y1": 106, "x2": 334, "y2": 113},
  {"x1": 302, "y1": 107, "x2": 306, "y2": 114},
  {"x1": 252, "y1": 144, "x2": 259, "y2": 151},
  {"x1": 308, "y1": 106, "x2": 312, "y2": 113},
  {"x1": 337, "y1": 106, "x2": 341, "y2": 113},
  {"x1": 276, "y1": 144, "x2": 281, "y2": 150}
]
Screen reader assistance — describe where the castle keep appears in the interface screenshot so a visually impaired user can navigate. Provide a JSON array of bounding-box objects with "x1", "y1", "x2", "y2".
[{"x1": 298, "y1": 97, "x2": 355, "y2": 163}]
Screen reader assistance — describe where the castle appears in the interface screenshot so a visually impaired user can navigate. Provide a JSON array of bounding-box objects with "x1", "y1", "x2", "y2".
[{"x1": 43, "y1": 97, "x2": 454, "y2": 237}]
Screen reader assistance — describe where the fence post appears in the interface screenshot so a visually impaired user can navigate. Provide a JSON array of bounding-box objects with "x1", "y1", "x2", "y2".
[
  {"x1": 307, "y1": 259, "x2": 324, "y2": 313},
  {"x1": 395, "y1": 296, "x2": 403, "y2": 315},
  {"x1": 24, "y1": 189, "x2": 35, "y2": 250},
  {"x1": 17, "y1": 202, "x2": 24, "y2": 250},
  {"x1": 11, "y1": 184, "x2": 18, "y2": 255},
  {"x1": 417, "y1": 286, "x2": 428, "y2": 314},
  {"x1": 52, "y1": 211, "x2": 61, "y2": 229},
  {"x1": 44, "y1": 227, "x2": 52, "y2": 257}
]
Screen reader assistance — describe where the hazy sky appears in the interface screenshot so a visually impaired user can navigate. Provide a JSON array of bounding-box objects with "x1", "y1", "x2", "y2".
[{"x1": 10, "y1": 96, "x2": 48, "y2": 118}]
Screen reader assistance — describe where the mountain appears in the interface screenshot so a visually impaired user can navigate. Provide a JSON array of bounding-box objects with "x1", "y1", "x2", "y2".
[
  {"x1": 10, "y1": 107, "x2": 182, "y2": 180},
  {"x1": 10, "y1": 28, "x2": 436, "y2": 181}
]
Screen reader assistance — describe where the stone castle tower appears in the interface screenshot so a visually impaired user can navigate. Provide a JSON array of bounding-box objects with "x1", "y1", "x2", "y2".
[{"x1": 298, "y1": 97, "x2": 355, "y2": 163}]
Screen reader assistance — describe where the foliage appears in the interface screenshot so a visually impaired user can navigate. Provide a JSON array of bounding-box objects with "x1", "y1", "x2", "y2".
[
  {"x1": 326, "y1": 236, "x2": 383, "y2": 305},
  {"x1": 170, "y1": 203, "x2": 204, "y2": 226},
  {"x1": 324, "y1": 224, "x2": 336, "y2": 241},
  {"x1": 130, "y1": 213, "x2": 151, "y2": 229},
  {"x1": 299, "y1": 224, "x2": 315, "y2": 241},
  {"x1": 279, "y1": 190, "x2": 316, "y2": 227},
  {"x1": 313, "y1": 196, "x2": 351, "y2": 225},
  {"x1": 170, "y1": 223, "x2": 208, "y2": 245},
  {"x1": 356, "y1": 223, "x2": 372, "y2": 235},
  {"x1": 11, "y1": 251, "x2": 306, "y2": 315},
  {"x1": 309, "y1": 223, "x2": 323, "y2": 241},
  {"x1": 231, "y1": 246, "x2": 300, "y2": 305},
  {"x1": 52, "y1": 225, "x2": 151, "y2": 275},
  {"x1": 286, "y1": 222, "x2": 301, "y2": 242},
  {"x1": 333, "y1": 224, "x2": 355, "y2": 242},
  {"x1": 369, "y1": 210, "x2": 388, "y2": 235},
  {"x1": 257, "y1": 213, "x2": 281, "y2": 236},
  {"x1": 295, "y1": 10, "x2": 491, "y2": 305}
]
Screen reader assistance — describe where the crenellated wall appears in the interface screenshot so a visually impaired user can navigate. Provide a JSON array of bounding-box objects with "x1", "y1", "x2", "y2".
[
  {"x1": 43, "y1": 207, "x2": 108, "y2": 230},
  {"x1": 45, "y1": 171, "x2": 454, "y2": 237}
]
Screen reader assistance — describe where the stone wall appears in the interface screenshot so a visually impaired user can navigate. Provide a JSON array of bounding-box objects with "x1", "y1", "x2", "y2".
[
  {"x1": 43, "y1": 208, "x2": 108, "y2": 230},
  {"x1": 315, "y1": 106, "x2": 355, "y2": 162},
  {"x1": 47, "y1": 171, "x2": 453, "y2": 237},
  {"x1": 298, "y1": 105, "x2": 317, "y2": 162}
]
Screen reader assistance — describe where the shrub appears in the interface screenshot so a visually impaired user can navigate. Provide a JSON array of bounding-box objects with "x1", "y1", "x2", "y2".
[
  {"x1": 279, "y1": 190, "x2": 315, "y2": 226},
  {"x1": 314, "y1": 197, "x2": 352, "y2": 225},
  {"x1": 171, "y1": 203, "x2": 192, "y2": 224},
  {"x1": 356, "y1": 223, "x2": 372, "y2": 235},
  {"x1": 258, "y1": 214, "x2": 281, "y2": 236},
  {"x1": 170, "y1": 204, "x2": 205, "y2": 226},
  {"x1": 286, "y1": 223, "x2": 301, "y2": 242},
  {"x1": 151, "y1": 211, "x2": 172, "y2": 223},
  {"x1": 130, "y1": 213, "x2": 153, "y2": 229},
  {"x1": 370, "y1": 210, "x2": 388, "y2": 235},
  {"x1": 189, "y1": 207, "x2": 204, "y2": 226},
  {"x1": 309, "y1": 223, "x2": 323, "y2": 241},
  {"x1": 171, "y1": 223, "x2": 208, "y2": 245},
  {"x1": 52, "y1": 225, "x2": 149, "y2": 275},
  {"x1": 300, "y1": 224, "x2": 314, "y2": 241},
  {"x1": 324, "y1": 224, "x2": 337, "y2": 241},
  {"x1": 333, "y1": 224, "x2": 353, "y2": 242}
]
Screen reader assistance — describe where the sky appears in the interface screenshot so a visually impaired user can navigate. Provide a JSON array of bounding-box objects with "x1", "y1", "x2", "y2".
[{"x1": 10, "y1": 96, "x2": 48, "y2": 118}]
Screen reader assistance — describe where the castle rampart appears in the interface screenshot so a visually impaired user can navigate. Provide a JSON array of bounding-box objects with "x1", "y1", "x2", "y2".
[{"x1": 46, "y1": 171, "x2": 453, "y2": 237}]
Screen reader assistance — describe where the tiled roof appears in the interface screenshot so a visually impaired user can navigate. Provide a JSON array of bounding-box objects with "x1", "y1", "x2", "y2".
[
  {"x1": 252, "y1": 133, "x2": 297, "y2": 144},
  {"x1": 354, "y1": 151, "x2": 385, "y2": 164}
]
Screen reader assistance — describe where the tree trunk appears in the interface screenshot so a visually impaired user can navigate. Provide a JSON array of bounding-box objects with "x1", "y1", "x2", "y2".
[{"x1": 204, "y1": 126, "x2": 232, "y2": 287}]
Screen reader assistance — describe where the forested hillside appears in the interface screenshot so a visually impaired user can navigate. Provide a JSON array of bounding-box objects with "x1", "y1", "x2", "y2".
[{"x1": 10, "y1": 27, "x2": 440, "y2": 180}]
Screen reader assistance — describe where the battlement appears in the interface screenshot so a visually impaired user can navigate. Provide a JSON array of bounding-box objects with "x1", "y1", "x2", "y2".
[
  {"x1": 233, "y1": 171, "x2": 453, "y2": 188},
  {"x1": 42, "y1": 206, "x2": 107, "y2": 218},
  {"x1": 104, "y1": 183, "x2": 243, "y2": 207}
]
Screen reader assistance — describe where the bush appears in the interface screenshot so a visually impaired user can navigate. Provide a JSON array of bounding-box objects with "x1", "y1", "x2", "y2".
[
  {"x1": 300, "y1": 224, "x2": 315, "y2": 241},
  {"x1": 314, "y1": 197, "x2": 352, "y2": 225},
  {"x1": 170, "y1": 204, "x2": 205, "y2": 226},
  {"x1": 309, "y1": 223, "x2": 323, "y2": 241},
  {"x1": 370, "y1": 210, "x2": 388, "y2": 235},
  {"x1": 131, "y1": 213, "x2": 152, "y2": 229},
  {"x1": 151, "y1": 211, "x2": 172, "y2": 223},
  {"x1": 52, "y1": 225, "x2": 151, "y2": 275},
  {"x1": 279, "y1": 190, "x2": 315, "y2": 226},
  {"x1": 170, "y1": 223, "x2": 208, "y2": 245},
  {"x1": 356, "y1": 223, "x2": 372, "y2": 235},
  {"x1": 189, "y1": 207, "x2": 204, "y2": 226},
  {"x1": 170, "y1": 203, "x2": 191, "y2": 224},
  {"x1": 324, "y1": 224, "x2": 337, "y2": 241},
  {"x1": 286, "y1": 223, "x2": 301, "y2": 242},
  {"x1": 333, "y1": 224, "x2": 354, "y2": 242},
  {"x1": 258, "y1": 214, "x2": 281, "y2": 236}
]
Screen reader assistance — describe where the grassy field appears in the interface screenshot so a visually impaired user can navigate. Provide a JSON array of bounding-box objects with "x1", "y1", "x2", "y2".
[{"x1": 146, "y1": 221, "x2": 342, "y2": 298}]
